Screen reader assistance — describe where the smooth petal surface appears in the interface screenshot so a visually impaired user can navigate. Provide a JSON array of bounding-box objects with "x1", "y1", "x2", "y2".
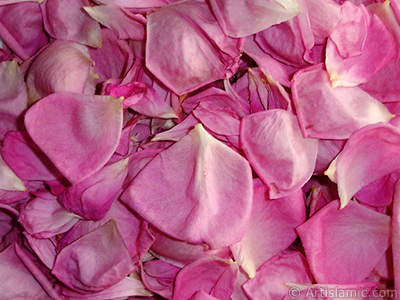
[
  {"x1": 42, "y1": 0, "x2": 101, "y2": 48},
  {"x1": 26, "y1": 40, "x2": 96, "y2": 103},
  {"x1": 209, "y1": 0, "x2": 301, "y2": 38},
  {"x1": 291, "y1": 64, "x2": 394, "y2": 139},
  {"x1": 52, "y1": 220, "x2": 134, "y2": 293},
  {"x1": 173, "y1": 256, "x2": 238, "y2": 300},
  {"x1": 325, "y1": 123, "x2": 400, "y2": 208},
  {"x1": 393, "y1": 180, "x2": 400, "y2": 295},
  {"x1": 241, "y1": 109, "x2": 318, "y2": 198},
  {"x1": 297, "y1": 200, "x2": 391, "y2": 283},
  {"x1": 145, "y1": 0, "x2": 243, "y2": 95},
  {"x1": 122, "y1": 124, "x2": 253, "y2": 249},
  {"x1": 0, "y1": 154, "x2": 25, "y2": 192},
  {"x1": 230, "y1": 181, "x2": 306, "y2": 278},
  {"x1": 24, "y1": 92, "x2": 123, "y2": 184}
]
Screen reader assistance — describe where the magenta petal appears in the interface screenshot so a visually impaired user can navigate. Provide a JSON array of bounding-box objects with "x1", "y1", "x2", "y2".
[
  {"x1": 0, "y1": 154, "x2": 25, "y2": 192},
  {"x1": 18, "y1": 192, "x2": 79, "y2": 238},
  {"x1": 230, "y1": 181, "x2": 306, "y2": 278},
  {"x1": 241, "y1": 109, "x2": 318, "y2": 198},
  {"x1": 26, "y1": 40, "x2": 96, "y2": 103},
  {"x1": 291, "y1": 64, "x2": 394, "y2": 139},
  {"x1": 297, "y1": 200, "x2": 391, "y2": 284},
  {"x1": 189, "y1": 290, "x2": 219, "y2": 300},
  {"x1": 24, "y1": 92, "x2": 123, "y2": 184},
  {"x1": 209, "y1": 0, "x2": 301, "y2": 38},
  {"x1": 145, "y1": 0, "x2": 243, "y2": 95},
  {"x1": 42, "y1": 0, "x2": 101, "y2": 48},
  {"x1": 393, "y1": 180, "x2": 400, "y2": 294},
  {"x1": 325, "y1": 123, "x2": 400, "y2": 208},
  {"x1": 122, "y1": 124, "x2": 253, "y2": 249},
  {"x1": 59, "y1": 157, "x2": 129, "y2": 221},
  {"x1": 52, "y1": 220, "x2": 134, "y2": 293},
  {"x1": 173, "y1": 256, "x2": 238, "y2": 300},
  {"x1": 0, "y1": 244, "x2": 50, "y2": 299}
]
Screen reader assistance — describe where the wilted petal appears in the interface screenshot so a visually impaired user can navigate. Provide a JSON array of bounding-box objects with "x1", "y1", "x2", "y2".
[
  {"x1": 26, "y1": 40, "x2": 96, "y2": 103},
  {"x1": 297, "y1": 200, "x2": 391, "y2": 283},
  {"x1": 291, "y1": 64, "x2": 394, "y2": 139},
  {"x1": 325, "y1": 123, "x2": 400, "y2": 208},
  {"x1": 230, "y1": 181, "x2": 306, "y2": 278},
  {"x1": 241, "y1": 109, "x2": 318, "y2": 198},
  {"x1": 84, "y1": 4, "x2": 146, "y2": 40},
  {"x1": 122, "y1": 124, "x2": 253, "y2": 249},
  {"x1": 24, "y1": 92, "x2": 123, "y2": 184},
  {"x1": 209, "y1": 0, "x2": 301, "y2": 38},
  {"x1": 59, "y1": 157, "x2": 129, "y2": 221},
  {"x1": 146, "y1": 0, "x2": 243, "y2": 95},
  {"x1": 52, "y1": 220, "x2": 134, "y2": 293},
  {"x1": 42, "y1": 0, "x2": 101, "y2": 48},
  {"x1": 18, "y1": 192, "x2": 79, "y2": 238},
  {"x1": 173, "y1": 256, "x2": 238, "y2": 300}
]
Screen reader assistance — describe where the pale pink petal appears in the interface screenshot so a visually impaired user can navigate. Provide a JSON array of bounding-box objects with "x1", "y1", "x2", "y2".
[
  {"x1": 241, "y1": 109, "x2": 318, "y2": 198},
  {"x1": 88, "y1": 28, "x2": 134, "y2": 83},
  {"x1": 42, "y1": 0, "x2": 101, "y2": 48},
  {"x1": 145, "y1": 0, "x2": 243, "y2": 95},
  {"x1": 291, "y1": 64, "x2": 394, "y2": 139},
  {"x1": 314, "y1": 139, "x2": 346, "y2": 175},
  {"x1": 52, "y1": 220, "x2": 135, "y2": 293},
  {"x1": 297, "y1": 200, "x2": 391, "y2": 283},
  {"x1": 209, "y1": 0, "x2": 301, "y2": 38},
  {"x1": 326, "y1": 4, "x2": 396, "y2": 87},
  {"x1": 23, "y1": 233, "x2": 56, "y2": 269},
  {"x1": 18, "y1": 192, "x2": 80, "y2": 238},
  {"x1": 84, "y1": 4, "x2": 146, "y2": 40},
  {"x1": 0, "y1": 154, "x2": 25, "y2": 192},
  {"x1": 325, "y1": 123, "x2": 400, "y2": 208},
  {"x1": 243, "y1": 252, "x2": 313, "y2": 300},
  {"x1": 24, "y1": 92, "x2": 123, "y2": 184},
  {"x1": 26, "y1": 40, "x2": 96, "y2": 103},
  {"x1": 122, "y1": 124, "x2": 253, "y2": 249},
  {"x1": 173, "y1": 256, "x2": 238, "y2": 300},
  {"x1": 230, "y1": 180, "x2": 306, "y2": 278}
]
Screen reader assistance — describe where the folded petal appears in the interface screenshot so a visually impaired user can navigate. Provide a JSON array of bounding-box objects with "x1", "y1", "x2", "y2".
[
  {"x1": 291, "y1": 64, "x2": 394, "y2": 139},
  {"x1": 24, "y1": 92, "x2": 123, "y2": 184},
  {"x1": 209, "y1": 0, "x2": 301, "y2": 38},
  {"x1": 122, "y1": 123, "x2": 253, "y2": 249},
  {"x1": 52, "y1": 220, "x2": 135, "y2": 293},
  {"x1": 42, "y1": 0, "x2": 101, "y2": 48},
  {"x1": 241, "y1": 109, "x2": 318, "y2": 198},
  {"x1": 230, "y1": 181, "x2": 306, "y2": 278},
  {"x1": 325, "y1": 123, "x2": 400, "y2": 208},
  {"x1": 173, "y1": 256, "x2": 238, "y2": 300},
  {"x1": 297, "y1": 200, "x2": 391, "y2": 284},
  {"x1": 145, "y1": 0, "x2": 243, "y2": 95},
  {"x1": 26, "y1": 40, "x2": 96, "y2": 103},
  {"x1": 0, "y1": 154, "x2": 25, "y2": 192}
]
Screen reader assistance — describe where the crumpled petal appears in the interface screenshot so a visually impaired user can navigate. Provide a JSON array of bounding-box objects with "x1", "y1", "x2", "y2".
[
  {"x1": 145, "y1": 0, "x2": 243, "y2": 95},
  {"x1": 173, "y1": 256, "x2": 238, "y2": 300},
  {"x1": 24, "y1": 92, "x2": 123, "y2": 184},
  {"x1": 26, "y1": 40, "x2": 97, "y2": 104},
  {"x1": 59, "y1": 157, "x2": 129, "y2": 221},
  {"x1": 297, "y1": 200, "x2": 391, "y2": 283},
  {"x1": 84, "y1": 4, "x2": 146, "y2": 40},
  {"x1": 326, "y1": 3, "x2": 396, "y2": 87},
  {"x1": 122, "y1": 123, "x2": 253, "y2": 249},
  {"x1": 325, "y1": 123, "x2": 400, "y2": 208},
  {"x1": 52, "y1": 220, "x2": 135, "y2": 293},
  {"x1": 230, "y1": 180, "x2": 306, "y2": 278},
  {"x1": 42, "y1": 0, "x2": 101, "y2": 48},
  {"x1": 291, "y1": 64, "x2": 394, "y2": 139},
  {"x1": 243, "y1": 252, "x2": 313, "y2": 300},
  {"x1": 241, "y1": 109, "x2": 318, "y2": 198},
  {"x1": 209, "y1": 0, "x2": 301, "y2": 38},
  {"x1": 18, "y1": 192, "x2": 80, "y2": 238}
]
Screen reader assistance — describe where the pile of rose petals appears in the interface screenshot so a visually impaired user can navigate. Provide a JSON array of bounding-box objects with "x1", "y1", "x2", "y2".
[{"x1": 1, "y1": 0, "x2": 400, "y2": 299}]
